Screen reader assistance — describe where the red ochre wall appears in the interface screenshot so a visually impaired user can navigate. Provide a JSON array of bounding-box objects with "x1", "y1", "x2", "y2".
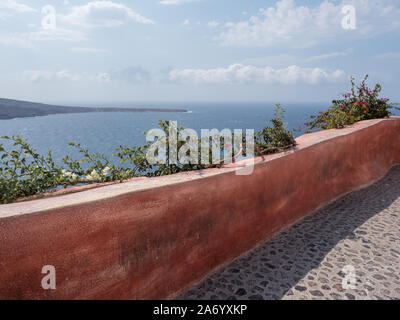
[{"x1": 0, "y1": 118, "x2": 399, "y2": 300}]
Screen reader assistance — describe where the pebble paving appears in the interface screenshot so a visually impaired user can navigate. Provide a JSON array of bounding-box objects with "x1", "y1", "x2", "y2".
[{"x1": 178, "y1": 165, "x2": 400, "y2": 300}]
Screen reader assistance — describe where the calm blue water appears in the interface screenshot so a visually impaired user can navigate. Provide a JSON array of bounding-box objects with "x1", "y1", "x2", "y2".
[{"x1": 2, "y1": 102, "x2": 396, "y2": 166}]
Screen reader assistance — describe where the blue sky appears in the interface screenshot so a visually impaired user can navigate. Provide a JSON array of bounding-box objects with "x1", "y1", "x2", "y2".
[{"x1": 0, "y1": 0, "x2": 399, "y2": 104}]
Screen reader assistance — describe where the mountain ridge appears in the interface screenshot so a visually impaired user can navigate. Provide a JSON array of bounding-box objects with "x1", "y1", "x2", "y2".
[{"x1": 0, "y1": 98, "x2": 187, "y2": 120}]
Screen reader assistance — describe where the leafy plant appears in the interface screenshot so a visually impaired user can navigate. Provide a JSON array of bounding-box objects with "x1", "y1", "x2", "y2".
[
  {"x1": 137, "y1": 119, "x2": 211, "y2": 176},
  {"x1": 255, "y1": 103, "x2": 296, "y2": 155},
  {"x1": 304, "y1": 75, "x2": 399, "y2": 131},
  {"x1": 0, "y1": 136, "x2": 64, "y2": 203},
  {"x1": 0, "y1": 105, "x2": 295, "y2": 204}
]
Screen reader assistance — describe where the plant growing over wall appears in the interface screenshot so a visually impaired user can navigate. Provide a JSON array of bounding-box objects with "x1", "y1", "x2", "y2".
[
  {"x1": 0, "y1": 136, "x2": 64, "y2": 204},
  {"x1": 255, "y1": 103, "x2": 296, "y2": 155},
  {"x1": 0, "y1": 105, "x2": 296, "y2": 204},
  {"x1": 115, "y1": 119, "x2": 212, "y2": 177},
  {"x1": 304, "y1": 75, "x2": 399, "y2": 131}
]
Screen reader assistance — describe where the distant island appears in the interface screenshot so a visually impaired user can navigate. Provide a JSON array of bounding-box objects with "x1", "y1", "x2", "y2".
[{"x1": 0, "y1": 98, "x2": 188, "y2": 120}]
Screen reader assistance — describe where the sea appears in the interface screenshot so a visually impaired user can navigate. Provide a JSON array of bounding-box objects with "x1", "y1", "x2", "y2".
[{"x1": 1, "y1": 102, "x2": 398, "y2": 166}]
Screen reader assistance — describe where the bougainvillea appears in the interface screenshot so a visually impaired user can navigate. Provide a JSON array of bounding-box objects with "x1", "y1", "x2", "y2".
[{"x1": 305, "y1": 75, "x2": 398, "y2": 131}]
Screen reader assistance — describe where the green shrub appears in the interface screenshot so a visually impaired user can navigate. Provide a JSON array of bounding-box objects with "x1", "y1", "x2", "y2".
[
  {"x1": 114, "y1": 119, "x2": 211, "y2": 177},
  {"x1": 0, "y1": 136, "x2": 64, "y2": 203},
  {"x1": 0, "y1": 105, "x2": 296, "y2": 203},
  {"x1": 255, "y1": 103, "x2": 296, "y2": 155}
]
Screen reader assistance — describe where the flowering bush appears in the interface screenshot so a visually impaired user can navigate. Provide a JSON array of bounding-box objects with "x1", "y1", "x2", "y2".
[{"x1": 304, "y1": 75, "x2": 399, "y2": 131}]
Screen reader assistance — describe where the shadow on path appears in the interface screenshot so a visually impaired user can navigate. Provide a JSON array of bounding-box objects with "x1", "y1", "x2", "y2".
[{"x1": 178, "y1": 165, "x2": 400, "y2": 300}]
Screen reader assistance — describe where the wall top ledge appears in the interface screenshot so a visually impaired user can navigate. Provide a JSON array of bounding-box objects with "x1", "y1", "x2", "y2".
[{"x1": 1, "y1": 117, "x2": 399, "y2": 219}]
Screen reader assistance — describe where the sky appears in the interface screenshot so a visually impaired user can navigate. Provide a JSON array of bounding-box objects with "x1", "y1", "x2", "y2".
[{"x1": 0, "y1": 0, "x2": 399, "y2": 105}]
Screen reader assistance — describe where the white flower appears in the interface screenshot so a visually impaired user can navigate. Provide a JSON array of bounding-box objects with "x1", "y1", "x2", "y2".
[
  {"x1": 86, "y1": 169, "x2": 100, "y2": 182},
  {"x1": 102, "y1": 166, "x2": 111, "y2": 176},
  {"x1": 62, "y1": 170, "x2": 73, "y2": 177}
]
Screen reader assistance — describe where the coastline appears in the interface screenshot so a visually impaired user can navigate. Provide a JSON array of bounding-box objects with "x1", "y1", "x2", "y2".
[{"x1": 0, "y1": 97, "x2": 188, "y2": 120}]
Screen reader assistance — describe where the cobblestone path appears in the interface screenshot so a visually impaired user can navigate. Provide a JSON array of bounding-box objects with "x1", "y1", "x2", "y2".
[{"x1": 178, "y1": 166, "x2": 400, "y2": 300}]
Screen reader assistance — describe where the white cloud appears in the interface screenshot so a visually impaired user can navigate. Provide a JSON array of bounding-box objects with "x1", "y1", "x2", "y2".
[
  {"x1": 56, "y1": 70, "x2": 82, "y2": 81},
  {"x1": 169, "y1": 64, "x2": 346, "y2": 85},
  {"x1": 61, "y1": 1, "x2": 154, "y2": 28},
  {"x1": 96, "y1": 73, "x2": 111, "y2": 83},
  {"x1": 27, "y1": 28, "x2": 87, "y2": 42},
  {"x1": 23, "y1": 71, "x2": 53, "y2": 83},
  {"x1": 23, "y1": 67, "x2": 151, "y2": 85},
  {"x1": 182, "y1": 19, "x2": 190, "y2": 26},
  {"x1": 23, "y1": 70, "x2": 110, "y2": 84},
  {"x1": 159, "y1": 0, "x2": 199, "y2": 5},
  {"x1": 219, "y1": 0, "x2": 400, "y2": 47},
  {"x1": 207, "y1": 21, "x2": 219, "y2": 28},
  {"x1": 0, "y1": 0, "x2": 36, "y2": 13},
  {"x1": 0, "y1": 27, "x2": 87, "y2": 49},
  {"x1": 69, "y1": 47, "x2": 108, "y2": 53}
]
